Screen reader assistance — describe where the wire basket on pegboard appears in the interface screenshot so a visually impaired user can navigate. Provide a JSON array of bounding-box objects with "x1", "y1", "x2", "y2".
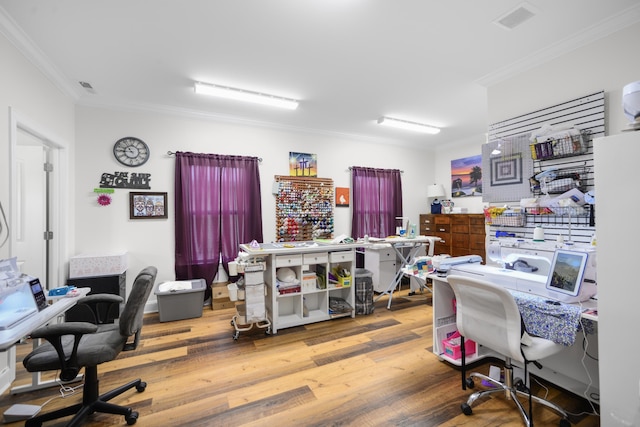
[
  {"x1": 530, "y1": 131, "x2": 588, "y2": 160},
  {"x1": 483, "y1": 208, "x2": 526, "y2": 226},
  {"x1": 531, "y1": 166, "x2": 588, "y2": 196}
]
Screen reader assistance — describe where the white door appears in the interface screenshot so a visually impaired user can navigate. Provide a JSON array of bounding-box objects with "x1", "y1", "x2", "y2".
[{"x1": 14, "y1": 135, "x2": 49, "y2": 284}]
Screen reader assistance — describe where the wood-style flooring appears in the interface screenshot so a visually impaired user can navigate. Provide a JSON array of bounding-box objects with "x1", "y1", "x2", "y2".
[{"x1": 1, "y1": 289, "x2": 600, "y2": 426}]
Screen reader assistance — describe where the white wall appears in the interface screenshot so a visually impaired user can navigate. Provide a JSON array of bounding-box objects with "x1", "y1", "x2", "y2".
[
  {"x1": 0, "y1": 31, "x2": 76, "y2": 263},
  {"x1": 432, "y1": 134, "x2": 487, "y2": 214},
  {"x1": 74, "y1": 106, "x2": 437, "y2": 300},
  {"x1": 485, "y1": 21, "x2": 640, "y2": 427}
]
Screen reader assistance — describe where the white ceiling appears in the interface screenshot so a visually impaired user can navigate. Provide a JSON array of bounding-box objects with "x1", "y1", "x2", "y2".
[{"x1": 1, "y1": 0, "x2": 639, "y2": 151}]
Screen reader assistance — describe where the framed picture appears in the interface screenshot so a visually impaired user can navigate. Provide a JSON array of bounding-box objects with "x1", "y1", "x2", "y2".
[
  {"x1": 289, "y1": 152, "x2": 317, "y2": 177},
  {"x1": 450, "y1": 154, "x2": 483, "y2": 197},
  {"x1": 335, "y1": 187, "x2": 349, "y2": 207},
  {"x1": 129, "y1": 192, "x2": 167, "y2": 219}
]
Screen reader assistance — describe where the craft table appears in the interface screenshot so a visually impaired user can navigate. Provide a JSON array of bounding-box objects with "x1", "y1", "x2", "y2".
[
  {"x1": 0, "y1": 287, "x2": 91, "y2": 394},
  {"x1": 428, "y1": 271, "x2": 599, "y2": 402}
]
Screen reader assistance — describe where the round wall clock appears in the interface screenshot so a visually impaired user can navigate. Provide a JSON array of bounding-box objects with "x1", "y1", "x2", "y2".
[{"x1": 113, "y1": 137, "x2": 150, "y2": 167}]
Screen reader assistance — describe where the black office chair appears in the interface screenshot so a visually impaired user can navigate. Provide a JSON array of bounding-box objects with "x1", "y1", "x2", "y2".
[
  {"x1": 22, "y1": 266, "x2": 157, "y2": 427},
  {"x1": 446, "y1": 274, "x2": 571, "y2": 427}
]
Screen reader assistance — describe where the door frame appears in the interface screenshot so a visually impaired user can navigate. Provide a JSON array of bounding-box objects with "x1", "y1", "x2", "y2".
[{"x1": 9, "y1": 107, "x2": 70, "y2": 288}]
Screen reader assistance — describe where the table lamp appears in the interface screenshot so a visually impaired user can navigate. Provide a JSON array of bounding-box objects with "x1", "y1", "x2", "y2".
[{"x1": 427, "y1": 184, "x2": 446, "y2": 214}]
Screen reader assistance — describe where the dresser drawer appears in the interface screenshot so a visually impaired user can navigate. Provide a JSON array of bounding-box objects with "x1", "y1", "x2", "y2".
[
  {"x1": 329, "y1": 251, "x2": 354, "y2": 263},
  {"x1": 452, "y1": 224, "x2": 469, "y2": 233},
  {"x1": 434, "y1": 224, "x2": 450, "y2": 233},
  {"x1": 452, "y1": 234, "x2": 469, "y2": 246},
  {"x1": 451, "y1": 215, "x2": 468, "y2": 225},
  {"x1": 434, "y1": 241, "x2": 450, "y2": 254},
  {"x1": 275, "y1": 254, "x2": 302, "y2": 267},
  {"x1": 469, "y1": 224, "x2": 485, "y2": 235},
  {"x1": 303, "y1": 252, "x2": 328, "y2": 265},
  {"x1": 469, "y1": 216, "x2": 485, "y2": 226},
  {"x1": 421, "y1": 224, "x2": 436, "y2": 233},
  {"x1": 470, "y1": 234, "x2": 485, "y2": 250},
  {"x1": 434, "y1": 215, "x2": 451, "y2": 225}
]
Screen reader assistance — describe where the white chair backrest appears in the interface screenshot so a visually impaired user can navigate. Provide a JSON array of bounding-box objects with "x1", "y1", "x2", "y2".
[{"x1": 447, "y1": 275, "x2": 525, "y2": 363}]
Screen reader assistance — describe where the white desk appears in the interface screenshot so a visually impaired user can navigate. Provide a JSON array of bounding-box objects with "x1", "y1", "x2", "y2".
[
  {"x1": 0, "y1": 288, "x2": 90, "y2": 394},
  {"x1": 428, "y1": 272, "x2": 599, "y2": 402},
  {"x1": 371, "y1": 236, "x2": 439, "y2": 309}
]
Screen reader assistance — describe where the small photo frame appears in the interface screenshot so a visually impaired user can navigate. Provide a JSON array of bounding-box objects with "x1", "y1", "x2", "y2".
[
  {"x1": 129, "y1": 192, "x2": 167, "y2": 219},
  {"x1": 335, "y1": 187, "x2": 349, "y2": 207}
]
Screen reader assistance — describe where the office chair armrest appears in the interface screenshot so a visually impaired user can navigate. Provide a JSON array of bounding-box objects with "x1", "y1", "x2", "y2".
[
  {"x1": 29, "y1": 322, "x2": 99, "y2": 382},
  {"x1": 30, "y1": 322, "x2": 98, "y2": 340}
]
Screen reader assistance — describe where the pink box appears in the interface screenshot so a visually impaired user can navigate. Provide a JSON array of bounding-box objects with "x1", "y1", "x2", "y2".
[{"x1": 441, "y1": 331, "x2": 476, "y2": 360}]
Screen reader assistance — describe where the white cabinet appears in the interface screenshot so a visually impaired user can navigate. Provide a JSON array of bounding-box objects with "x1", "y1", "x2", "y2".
[
  {"x1": 245, "y1": 245, "x2": 357, "y2": 334},
  {"x1": 365, "y1": 246, "x2": 397, "y2": 293},
  {"x1": 365, "y1": 245, "x2": 426, "y2": 293}
]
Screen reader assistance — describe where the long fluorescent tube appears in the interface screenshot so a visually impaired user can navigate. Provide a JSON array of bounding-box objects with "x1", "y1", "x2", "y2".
[
  {"x1": 377, "y1": 116, "x2": 440, "y2": 134},
  {"x1": 194, "y1": 82, "x2": 299, "y2": 110}
]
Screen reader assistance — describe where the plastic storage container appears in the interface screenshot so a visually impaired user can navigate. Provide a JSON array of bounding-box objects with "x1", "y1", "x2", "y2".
[
  {"x1": 355, "y1": 268, "x2": 374, "y2": 315},
  {"x1": 155, "y1": 278, "x2": 207, "y2": 322}
]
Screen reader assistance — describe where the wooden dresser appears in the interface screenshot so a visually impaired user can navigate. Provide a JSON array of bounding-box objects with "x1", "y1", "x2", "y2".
[{"x1": 419, "y1": 213, "x2": 485, "y2": 259}]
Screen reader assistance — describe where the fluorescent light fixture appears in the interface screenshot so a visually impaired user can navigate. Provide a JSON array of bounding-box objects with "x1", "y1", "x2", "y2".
[
  {"x1": 194, "y1": 82, "x2": 299, "y2": 110},
  {"x1": 377, "y1": 116, "x2": 440, "y2": 134}
]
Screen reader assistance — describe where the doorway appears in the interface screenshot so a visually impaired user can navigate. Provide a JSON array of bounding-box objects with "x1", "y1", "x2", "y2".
[{"x1": 9, "y1": 108, "x2": 68, "y2": 289}]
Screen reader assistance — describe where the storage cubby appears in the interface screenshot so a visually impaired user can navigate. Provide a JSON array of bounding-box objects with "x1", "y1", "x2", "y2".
[{"x1": 255, "y1": 244, "x2": 357, "y2": 334}]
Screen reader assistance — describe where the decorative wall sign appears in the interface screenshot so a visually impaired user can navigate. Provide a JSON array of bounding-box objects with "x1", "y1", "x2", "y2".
[
  {"x1": 335, "y1": 187, "x2": 349, "y2": 207},
  {"x1": 94, "y1": 188, "x2": 114, "y2": 207},
  {"x1": 450, "y1": 154, "x2": 482, "y2": 197},
  {"x1": 129, "y1": 192, "x2": 167, "y2": 219},
  {"x1": 289, "y1": 152, "x2": 317, "y2": 177},
  {"x1": 100, "y1": 172, "x2": 151, "y2": 189},
  {"x1": 489, "y1": 154, "x2": 523, "y2": 187}
]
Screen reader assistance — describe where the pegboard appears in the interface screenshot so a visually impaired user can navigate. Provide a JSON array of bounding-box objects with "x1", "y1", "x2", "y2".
[
  {"x1": 484, "y1": 91, "x2": 604, "y2": 203},
  {"x1": 274, "y1": 175, "x2": 334, "y2": 242}
]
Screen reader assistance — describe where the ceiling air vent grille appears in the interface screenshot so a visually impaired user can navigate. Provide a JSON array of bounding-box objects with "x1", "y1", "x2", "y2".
[{"x1": 494, "y1": 3, "x2": 537, "y2": 30}]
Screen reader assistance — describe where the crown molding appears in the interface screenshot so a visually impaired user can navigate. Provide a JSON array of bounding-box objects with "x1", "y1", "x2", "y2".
[
  {"x1": 476, "y1": 3, "x2": 640, "y2": 87},
  {"x1": 0, "y1": 6, "x2": 81, "y2": 101}
]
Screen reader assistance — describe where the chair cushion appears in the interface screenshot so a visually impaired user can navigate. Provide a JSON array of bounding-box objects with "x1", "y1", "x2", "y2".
[
  {"x1": 23, "y1": 329, "x2": 126, "y2": 373},
  {"x1": 522, "y1": 335, "x2": 563, "y2": 361}
]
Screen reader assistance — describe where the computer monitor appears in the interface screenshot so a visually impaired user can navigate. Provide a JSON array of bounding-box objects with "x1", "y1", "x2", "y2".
[{"x1": 545, "y1": 249, "x2": 588, "y2": 300}]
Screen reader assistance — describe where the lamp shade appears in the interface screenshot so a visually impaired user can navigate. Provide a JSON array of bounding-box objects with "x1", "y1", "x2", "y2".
[{"x1": 427, "y1": 184, "x2": 446, "y2": 198}]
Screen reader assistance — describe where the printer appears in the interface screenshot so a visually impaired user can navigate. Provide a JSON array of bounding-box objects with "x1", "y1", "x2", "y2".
[{"x1": 449, "y1": 238, "x2": 597, "y2": 303}]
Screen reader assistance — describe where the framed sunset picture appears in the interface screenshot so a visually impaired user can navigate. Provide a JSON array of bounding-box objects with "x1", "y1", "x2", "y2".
[{"x1": 450, "y1": 155, "x2": 482, "y2": 197}]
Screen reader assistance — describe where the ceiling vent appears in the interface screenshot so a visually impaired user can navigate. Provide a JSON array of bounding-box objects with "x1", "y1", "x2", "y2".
[
  {"x1": 78, "y1": 81, "x2": 96, "y2": 94},
  {"x1": 494, "y1": 3, "x2": 537, "y2": 30}
]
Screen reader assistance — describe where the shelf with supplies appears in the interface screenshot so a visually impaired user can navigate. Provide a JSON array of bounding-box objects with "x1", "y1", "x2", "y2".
[
  {"x1": 239, "y1": 242, "x2": 359, "y2": 334},
  {"x1": 524, "y1": 205, "x2": 595, "y2": 227},
  {"x1": 529, "y1": 129, "x2": 589, "y2": 161}
]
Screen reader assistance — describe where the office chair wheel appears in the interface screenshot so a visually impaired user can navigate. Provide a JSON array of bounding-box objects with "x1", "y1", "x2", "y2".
[
  {"x1": 136, "y1": 381, "x2": 147, "y2": 392},
  {"x1": 465, "y1": 377, "x2": 475, "y2": 388},
  {"x1": 125, "y1": 411, "x2": 139, "y2": 425},
  {"x1": 461, "y1": 402, "x2": 473, "y2": 415}
]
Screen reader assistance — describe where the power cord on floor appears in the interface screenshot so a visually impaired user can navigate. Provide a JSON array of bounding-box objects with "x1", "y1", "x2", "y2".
[
  {"x1": 39, "y1": 372, "x2": 85, "y2": 410},
  {"x1": 2, "y1": 372, "x2": 84, "y2": 423}
]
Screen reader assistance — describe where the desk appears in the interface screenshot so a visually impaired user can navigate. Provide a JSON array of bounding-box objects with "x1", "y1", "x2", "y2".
[
  {"x1": 428, "y1": 272, "x2": 599, "y2": 402},
  {"x1": 0, "y1": 288, "x2": 90, "y2": 394},
  {"x1": 371, "y1": 236, "x2": 439, "y2": 309}
]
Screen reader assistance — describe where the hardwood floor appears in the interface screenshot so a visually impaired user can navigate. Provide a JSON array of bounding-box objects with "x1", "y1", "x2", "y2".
[{"x1": 1, "y1": 290, "x2": 600, "y2": 426}]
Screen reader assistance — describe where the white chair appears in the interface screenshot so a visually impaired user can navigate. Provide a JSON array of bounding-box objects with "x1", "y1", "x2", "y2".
[{"x1": 446, "y1": 274, "x2": 571, "y2": 427}]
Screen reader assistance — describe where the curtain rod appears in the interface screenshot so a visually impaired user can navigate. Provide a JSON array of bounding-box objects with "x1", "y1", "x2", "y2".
[
  {"x1": 348, "y1": 166, "x2": 404, "y2": 173},
  {"x1": 166, "y1": 151, "x2": 262, "y2": 162}
]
